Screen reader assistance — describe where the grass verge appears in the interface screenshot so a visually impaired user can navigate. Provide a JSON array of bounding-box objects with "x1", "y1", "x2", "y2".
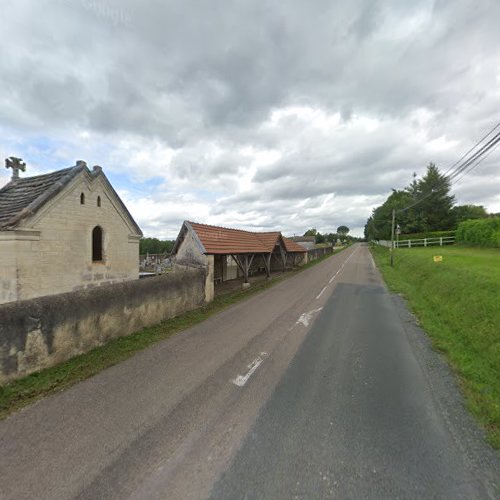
[
  {"x1": 371, "y1": 244, "x2": 500, "y2": 448},
  {"x1": 0, "y1": 248, "x2": 346, "y2": 420}
]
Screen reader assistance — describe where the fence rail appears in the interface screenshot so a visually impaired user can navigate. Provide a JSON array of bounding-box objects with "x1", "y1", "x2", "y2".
[
  {"x1": 395, "y1": 236, "x2": 455, "y2": 248},
  {"x1": 376, "y1": 236, "x2": 455, "y2": 248}
]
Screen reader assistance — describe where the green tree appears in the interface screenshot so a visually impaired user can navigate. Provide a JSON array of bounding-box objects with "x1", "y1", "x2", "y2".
[
  {"x1": 337, "y1": 225, "x2": 350, "y2": 236},
  {"x1": 139, "y1": 237, "x2": 174, "y2": 254},
  {"x1": 451, "y1": 204, "x2": 488, "y2": 225},
  {"x1": 365, "y1": 190, "x2": 414, "y2": 240},
  {"x1": 325, "y1": 232, "x2": 338, "y2": 244},
  {"x1": 315, "y1": 232, "x2": 325, "y2": 244},
  {"x1": 365, "y1": 163, "x2": 456, "y2": 240},
  {"x1": 411, "y1": 163, "x2": 455, "y2": 231},
  {"x1": 303, "y1": 228, "x2": 317, "y2": 236}
]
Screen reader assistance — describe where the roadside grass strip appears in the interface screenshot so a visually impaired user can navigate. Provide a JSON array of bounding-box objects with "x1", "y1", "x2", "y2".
[
  {"x1": 371, "y1": 245, "x2": 500, "y2": 448},
  {"x1": 0, "y1": 248, "x2": 347, "y2": 420}
]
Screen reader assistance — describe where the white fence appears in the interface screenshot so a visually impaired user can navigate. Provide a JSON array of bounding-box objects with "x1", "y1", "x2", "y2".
[
  {"x1": 396, "y1": 236, "x2": 455, "y2": 248},
  {"x1": 377, "y1": 236, "x2": 455, "y2": 248}
]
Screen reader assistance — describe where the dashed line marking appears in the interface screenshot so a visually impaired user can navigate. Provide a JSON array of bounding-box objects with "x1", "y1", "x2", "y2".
[
  {"x1": 315, "y1": 246, "x2": 360, "y2": 300},
  {"x1": 329, "y1": 270, "x2": 340, "y2": 284},
  {"x1": 232, "y1": 352, "x2": 268, "y2": 387}
]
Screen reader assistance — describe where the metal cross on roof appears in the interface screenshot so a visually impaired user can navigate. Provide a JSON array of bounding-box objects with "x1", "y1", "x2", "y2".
[{"x1": 5, "y1": 157, "x2": 26, "y2": 181}]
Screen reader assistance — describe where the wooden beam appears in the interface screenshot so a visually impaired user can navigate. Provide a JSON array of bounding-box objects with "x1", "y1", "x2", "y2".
[
  {"x1": 231, "y1": 254, "x2": 246, "y2": 275},
  {"x1": 232, "y1": 253, "x2": 257, "y2": 283},
  {"x1": 248, "y1": 253, "x2": 255, "y2": 269},
  {"x1": 262, "y1": 253, "x2": 271, "y2": 277},
  {"x1": 279, "y1": 242, "x2": 286, "y2": 271}
]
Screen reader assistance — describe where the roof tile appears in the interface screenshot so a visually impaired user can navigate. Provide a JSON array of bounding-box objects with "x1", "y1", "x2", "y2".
[{"x1": 187, "y1": 222, "x2": 306, "y2": 254}]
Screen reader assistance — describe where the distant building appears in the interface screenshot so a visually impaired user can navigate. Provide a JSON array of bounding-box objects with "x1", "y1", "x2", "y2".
[
  {"x1": 0, "y1": 158, "x2": 142, "y2": 304},
  {"x1": 290, "y1": 235, "x2": 316, "y2": 250},
  {"x1": 171, "y1": 221, "x2": 307, "y2": 300}
]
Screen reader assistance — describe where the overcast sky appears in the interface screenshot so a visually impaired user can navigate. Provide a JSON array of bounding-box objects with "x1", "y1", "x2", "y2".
[{"x1": 1, "y1": 0, "x2": 499, "y2": 238}]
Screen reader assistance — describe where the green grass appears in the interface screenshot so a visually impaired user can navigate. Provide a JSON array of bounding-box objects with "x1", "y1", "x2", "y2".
[
  {"x1": 0, "y1": 248, "x2": 344, "y2": 420},
  {"x1": 371, "y1": 244, "x2": 500, "y2": 448}
]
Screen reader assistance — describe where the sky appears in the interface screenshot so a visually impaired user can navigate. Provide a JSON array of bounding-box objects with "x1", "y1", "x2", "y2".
[{"x1": 1, "y1": 0, "x2": 500, "y2": 238}]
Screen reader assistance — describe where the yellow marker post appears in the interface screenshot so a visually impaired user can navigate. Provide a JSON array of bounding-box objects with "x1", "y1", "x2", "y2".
[{"x1": 433, "y1": 255, "x2": 443, "y2": 263}]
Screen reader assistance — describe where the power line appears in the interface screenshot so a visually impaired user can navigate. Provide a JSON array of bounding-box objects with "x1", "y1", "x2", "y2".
[
  {"x1": 447, "y1": 130, "x2": 500, "y2": 182},
  {"x1": 442, "y1": 121, "x2": 500, "y2": 178},
  {"x1": 451, "y1": 138, "x2": 500, "y2": 187},
  {"x1": 365, "y1": 120, "x2": 500, "y2": 243},
  {"x1": 398, "y1": 125, "x2": 500, "y2": 213}
]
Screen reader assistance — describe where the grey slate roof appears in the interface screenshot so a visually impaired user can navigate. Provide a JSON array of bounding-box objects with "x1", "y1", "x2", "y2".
[{"x1": 0, "y1": 163, "x2": 143, "y2": 235}]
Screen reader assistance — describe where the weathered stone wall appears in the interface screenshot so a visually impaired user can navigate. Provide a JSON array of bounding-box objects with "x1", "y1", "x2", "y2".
[
  {"x1": 307, "y1": 246, "x2": 333, "y2": 261},
  {"x1": 0, "y1": 267, "x2": 205, "y2": 384},
  {"x1": 0, "y1": 173, "x2": 140, "y2": 305},
  {"x1": 0, "y1": 235, "x2": 18, "y2": 304},
  {"x1": 174, "y1": 228, "x2": 207, "y2": 267}
]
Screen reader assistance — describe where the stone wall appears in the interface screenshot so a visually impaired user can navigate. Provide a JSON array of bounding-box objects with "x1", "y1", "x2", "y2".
[
  {"x1": 0, "y1": 235, "x2": 18, "y2": 304},
  {"x1": 0, "y1": 267, "x2": 206, "y2": 384},
  {"x1": 307, "y1": 246, "x2": 334, "y2": 261}
]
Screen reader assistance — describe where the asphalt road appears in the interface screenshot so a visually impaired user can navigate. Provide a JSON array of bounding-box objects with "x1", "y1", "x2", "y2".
[{"x1": 0, "y1": 244, "x2": 498, "y2": 499}]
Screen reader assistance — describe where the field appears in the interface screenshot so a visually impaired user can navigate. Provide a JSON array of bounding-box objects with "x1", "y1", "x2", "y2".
[{"x1": 371, "y1": 245, "x2": 500, "y2": 448}]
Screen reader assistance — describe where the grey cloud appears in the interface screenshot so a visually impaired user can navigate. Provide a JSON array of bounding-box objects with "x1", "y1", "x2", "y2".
[{"x1": 2, "y1": 0, "x2": 500, "y2": 236}]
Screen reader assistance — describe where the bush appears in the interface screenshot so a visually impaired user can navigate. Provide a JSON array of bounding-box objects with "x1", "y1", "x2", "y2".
[
  {"x1": 399, "y1": 230, "x2": 456, "y2": 241},
  {"x1": 456, "y1": 218, "x2": 500, "y2": 247}
]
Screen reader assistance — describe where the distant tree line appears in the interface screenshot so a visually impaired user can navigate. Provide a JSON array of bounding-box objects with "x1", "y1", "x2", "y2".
[
  {"x1": 364, "y1": 163, "x2": 490, "y2": 240},
  {"x1": 303, "y1": 225, "x2": 363, "y2": 244},
  {"x1": 139, "y1": 237, "x2": 175, "y2": 255}
]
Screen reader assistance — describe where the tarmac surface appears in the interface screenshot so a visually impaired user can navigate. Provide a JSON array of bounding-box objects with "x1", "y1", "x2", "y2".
[{"x1": 1, "y1": 244, "x2": 498, "y2": 499}]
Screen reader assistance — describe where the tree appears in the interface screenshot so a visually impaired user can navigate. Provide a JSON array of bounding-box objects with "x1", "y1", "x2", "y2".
[
  {"x1": 336, "y1": 226, "x2": 350, "y2": 243},
  {"x1": 365, "y1": 163, "x2": 457, "y2": 240},
  {"x1": 303, "y1": 228, "x2": 317, "y2": 237},
  {"x1": 451, "y1": 205, "x2": 488, "y2": 225},
  {"x1": 325, "y1": 232, "x2": 338, "y2": 244},
  {"x1": 139, "y1": 237, "x2": 174, "y2": 254},
  {"x1": 364, "y1": 190, "x2": 414, "y2": 240},
  {"x1": 410, "y1": 163, "x2": 455, "y2": 231},
  {"x1": 315, "y1": 232, "x2": 325, "y2": 244}
]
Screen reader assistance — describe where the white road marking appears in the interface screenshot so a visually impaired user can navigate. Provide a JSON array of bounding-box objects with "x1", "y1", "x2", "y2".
[
  {"x1": 316, "y1": 246, "x2": 360, "y2": 300},
  {"x1": 296, "y1": 307, "x2": 323, "y2": 327},
  {"x1": 328, "y1": 270, "x2": 340, "y2": 284},
  {"x1": 232, "y1": 352, "x2": 268, "y2": 387}
]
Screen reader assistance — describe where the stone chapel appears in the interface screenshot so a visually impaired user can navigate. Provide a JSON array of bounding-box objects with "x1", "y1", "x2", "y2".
[{"x1": 0, "y1": 158, "x2": 143, "y2": 304}]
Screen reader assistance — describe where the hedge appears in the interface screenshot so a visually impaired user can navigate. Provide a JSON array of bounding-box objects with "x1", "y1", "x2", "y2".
[
  {"x1": 456, "y1": 217, "x2": 500, "y2": 247},
  {"x1": 399, "y1": 230, "x2": 456, "y2": 241}
]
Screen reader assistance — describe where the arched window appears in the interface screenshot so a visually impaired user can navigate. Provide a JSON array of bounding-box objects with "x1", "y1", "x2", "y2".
[
  {"x1": 80, "y1": 193, "x2": 85, "y2": 205},
  {"x1": 92, "y1": 226, "x2": 103, "y2": 262},
  {"x1": 97, "y1": 195, "x2": 101, "y2": 207}
]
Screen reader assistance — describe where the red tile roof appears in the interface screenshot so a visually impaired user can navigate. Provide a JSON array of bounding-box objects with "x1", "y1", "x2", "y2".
[
  {"x1": 185, "y1": 222, "x2": 306, "y2": 254},
  {"x1": 188, "y1": 222, "x2": 268, "y2": 254},
  {"x1": 255, "y1": 231, "x2": 281, "y2": 252},
  {"x1": 283, "y1": 237, "x2": 308, "y2": 253}
]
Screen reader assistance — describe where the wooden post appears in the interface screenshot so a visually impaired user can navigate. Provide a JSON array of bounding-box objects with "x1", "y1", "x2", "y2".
[
  {"x1": 263, "y1": 253, "x2": 271, "y2": 278},
  {"x1": 244, "y1": 254, "x2": 249, "y2": 283}
]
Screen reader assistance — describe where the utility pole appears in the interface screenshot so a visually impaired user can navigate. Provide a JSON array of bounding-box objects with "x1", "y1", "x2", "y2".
[{"x1": 390, "y1": 208, "x2": 395, "y2": 267}]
